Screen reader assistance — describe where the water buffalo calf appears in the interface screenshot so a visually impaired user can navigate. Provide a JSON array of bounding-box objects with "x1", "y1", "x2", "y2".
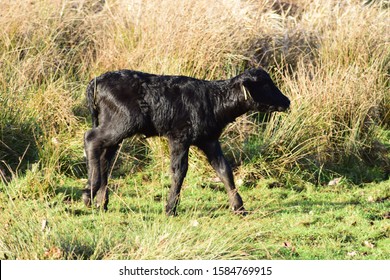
[{"x1": 83, "y1": 68, "x2": 290, "y2": 215}]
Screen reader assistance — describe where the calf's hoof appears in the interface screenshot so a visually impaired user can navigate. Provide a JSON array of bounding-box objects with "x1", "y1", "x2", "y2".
[
  {"x1": 95, "y1": 201, "x2": 108, "y2": 211},
  {"x1": 232, "y1": 205, "x2": 248, "y2": 216},
  {"x1": 165, "y1": 206, "x2": 178, "y2": 217},
  {"x1": 82, "y1": 188, "x2": 93, "y2": 207},
  {"x1": 95, "y1": 188, "x2": 109, "y2": 211}
]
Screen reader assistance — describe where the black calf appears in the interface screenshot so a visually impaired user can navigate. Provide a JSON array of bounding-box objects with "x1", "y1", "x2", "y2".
[{"x1": 83, "y1": 68, "x2": 290, "y2": 215}]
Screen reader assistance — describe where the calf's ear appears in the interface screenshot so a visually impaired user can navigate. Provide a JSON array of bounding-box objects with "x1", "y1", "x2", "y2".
[
  {"x1": 240, "y1": 83, "x2": 250, "y2": 100},
  {"x1": 235, "y1": 69, "x2": 261, "y2": 100},
  {"x1": 240, "y1": 78, "x2": 257, "y2": 100}
]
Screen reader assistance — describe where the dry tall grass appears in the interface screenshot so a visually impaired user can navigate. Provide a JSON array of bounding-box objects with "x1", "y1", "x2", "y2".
[{"x1": 0, "y1": 0, "x2": 389, "y2": 186}]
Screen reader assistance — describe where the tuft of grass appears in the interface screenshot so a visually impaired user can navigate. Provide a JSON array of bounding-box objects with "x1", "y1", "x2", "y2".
[{"x1": 0, "y1": 0, "x2": 389, "y2": 260}]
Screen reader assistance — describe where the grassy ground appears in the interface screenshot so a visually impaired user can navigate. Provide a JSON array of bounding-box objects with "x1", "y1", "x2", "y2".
[
  {"x1": 0, "y1": 0, "x2": 389, "y2": 260},
  {"x1": 0, "y1": 172, "x2": 389, "y2": 260}
]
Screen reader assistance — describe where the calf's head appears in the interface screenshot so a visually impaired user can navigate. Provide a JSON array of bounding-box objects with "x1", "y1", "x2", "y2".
[{"x1": 240, "y1": 68, "x2": 290, "y2": 112}]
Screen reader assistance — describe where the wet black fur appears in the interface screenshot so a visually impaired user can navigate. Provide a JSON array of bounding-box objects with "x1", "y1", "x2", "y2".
[{"x1": 83, "y1": 68, "x2": 290, "y2": 215}]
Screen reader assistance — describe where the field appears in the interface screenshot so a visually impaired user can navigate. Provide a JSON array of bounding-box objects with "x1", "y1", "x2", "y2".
[{"x1": 0, "y1": 0, "x2": 389, "y2": 260}]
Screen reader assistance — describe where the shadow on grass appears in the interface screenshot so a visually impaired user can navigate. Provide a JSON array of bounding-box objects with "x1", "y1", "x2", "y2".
[
  {"x1": 0, "y1": 120, "x2": 39, "y2": 177},
  {"x1": 278, "y1": 199, "x2": 388, "y2": 222}
]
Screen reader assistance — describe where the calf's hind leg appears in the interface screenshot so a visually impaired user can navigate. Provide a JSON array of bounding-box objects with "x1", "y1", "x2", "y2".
[
  {"x1": 83, "y1": 128, "x2": 103, "y2": 207},
  {"x1": 95, "y1": 144, "x2": 120, "y2": 210},
  {"x1": 83, "y1": 127, "x2": 122, "y2": 209},
  {"x1": 84, "y1": 119, "x2": 136, "y2": 209}
]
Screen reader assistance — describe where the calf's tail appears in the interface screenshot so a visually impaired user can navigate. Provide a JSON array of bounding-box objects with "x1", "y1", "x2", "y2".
[{"x1": 86, "y1": 79, "x2": 99, "y2": 128}]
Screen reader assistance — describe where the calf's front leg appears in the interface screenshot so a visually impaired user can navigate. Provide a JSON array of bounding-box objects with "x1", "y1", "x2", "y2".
[
  {"x1": 165, "y1": 139, "x2": 189, "y2": 216},
  {"x1": 198, "y1": 140, "x2": 246, "y2": 215}
]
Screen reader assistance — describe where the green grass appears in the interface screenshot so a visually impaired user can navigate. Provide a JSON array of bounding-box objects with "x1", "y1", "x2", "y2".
[
  {"x1": 1, "y1": 166, "x2": 389, "y2": 260},
  {"x1": 0, "y1": 0, "x2": 389, "y2": 260}
]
